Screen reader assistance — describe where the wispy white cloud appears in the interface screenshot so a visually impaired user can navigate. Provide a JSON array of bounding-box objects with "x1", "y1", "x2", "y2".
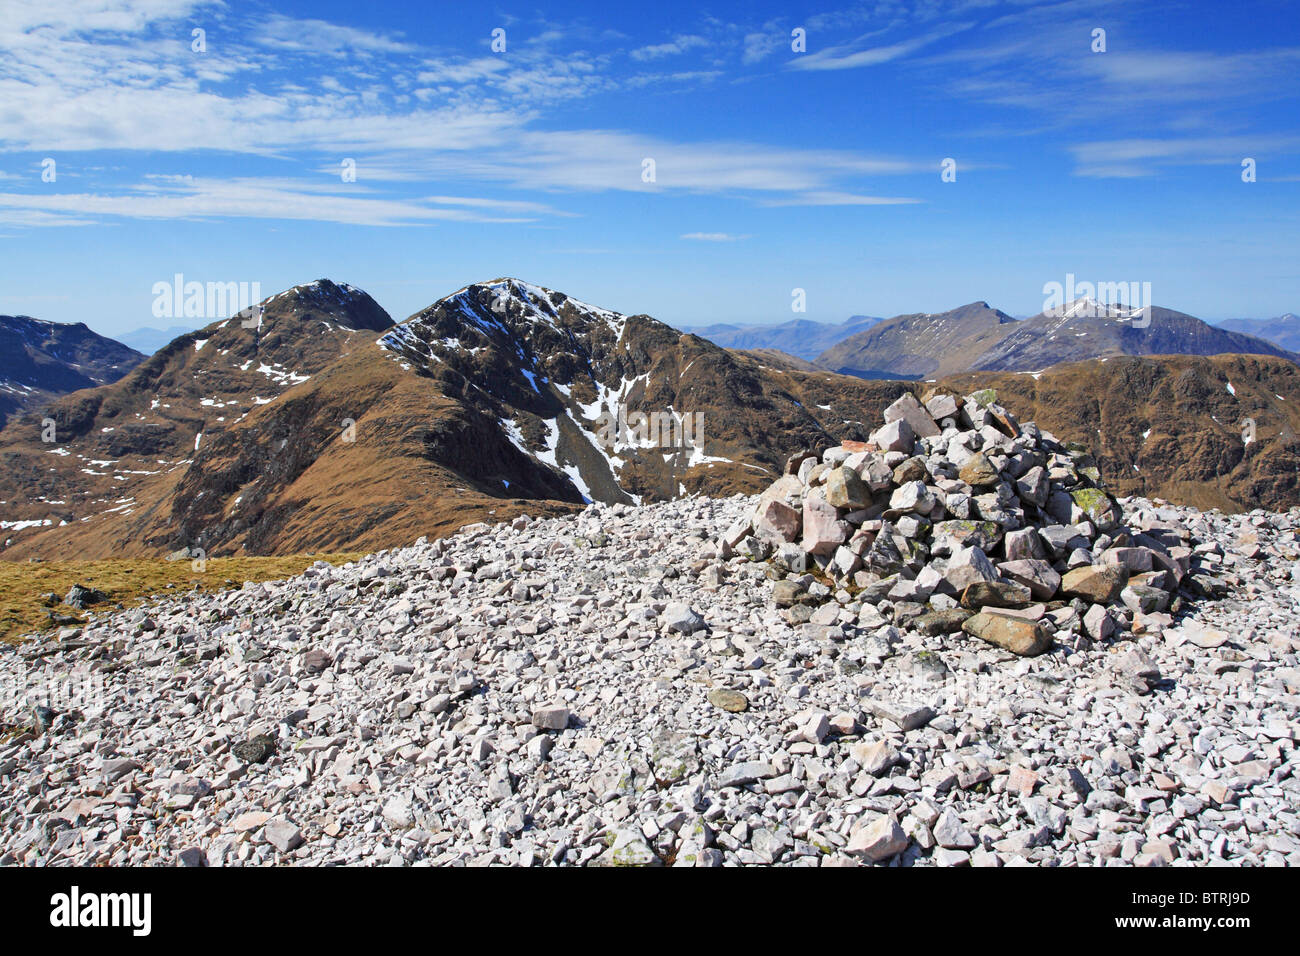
[
  {"x1": 630, "y1": 35, "x2": 708, "y2": 61},
  {"x1": 757, "y1": 190, "x2": 923, "y2": 206},
  {"x1": 0, "y1": 1, "x2": 952, "y2": 227},
  {"x1": 680, "y1": 232, "x2": 749, "y2": 241},
  {"x1": 1068, "y1": 134, "x2": 1300, "y2": 178},
  {"x1": 0, "y1": 176, "x2": 554, "y2": 227},
  {"x1": 789, "y1": 22, "x2": 975, "y2": 71}
]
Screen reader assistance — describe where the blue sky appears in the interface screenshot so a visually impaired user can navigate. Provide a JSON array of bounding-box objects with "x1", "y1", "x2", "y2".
[{"x1": 1, "y1": 0, "x2": 1297, "y2": 338}]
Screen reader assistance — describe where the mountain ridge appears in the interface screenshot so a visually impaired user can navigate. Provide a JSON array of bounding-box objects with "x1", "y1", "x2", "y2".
[{"x1": 4, "y1": 279, "x2": 1300, "y2": 561}]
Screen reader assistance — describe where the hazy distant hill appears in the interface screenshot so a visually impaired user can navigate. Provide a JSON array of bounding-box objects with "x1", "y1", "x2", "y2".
[
  {"x1": 972, "y1": 299, "x2": 1299, "y2": 372},
  {"x1": 1215, "y1": 313, "x2": 1300, "y2": 353},
  {"x1": 686, "y1": 314, "x2": 882, "y2": 360},
  {"x1": 118, "y1": 324, "x2": 203, "y2": 354}
]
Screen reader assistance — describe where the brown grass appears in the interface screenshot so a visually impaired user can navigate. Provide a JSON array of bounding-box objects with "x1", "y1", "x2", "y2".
[{"x1": 0, "y1": 553, "x2": 362, "y2": 644}]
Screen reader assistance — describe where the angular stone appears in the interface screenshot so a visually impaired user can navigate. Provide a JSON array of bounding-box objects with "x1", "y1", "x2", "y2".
[
  {"x1": 1120, "y1": 584, "x2": 1169, "y2": 614},
  {"x1": 925, "y1": 392, "x2": 960, "y2": 424},
  {"x1": 852, "y1": 739, "x2": 901, "y2": 776},
  {"x1": 863, "y1": 699, "x2": 936, "y2": 731},
  {"x1": 933, "y1": 808, "x2": 977, "y2": 849},
  {"x1": 754, "y1": 498, "x2": 801, "y2": 543},
  {"x1": 825, "y1": 466, "x2": 870, "y2": 509},
  {"x1": 962, "y1": 611, "x2": 1052, "y2": 656},
  {"x1": 802, "y1": 490, "x2": 850, "y2": 556},
  {"x1": 997, "y1": 558, "x2": 1061, "y2": 600},
  {"x1": 771, "y1": 580, "x2": 807, "y2": 607},
  {"x1": 531, "y1": 705, "x2": 571, "y2": 730},
  {"x1": 914, "y1": 608, "x2": 971, "y2": 635},
  {"x1": 857, "y1": 455, "x2": 895, "y2": 492},
  {"x1": 264, "y1": 819, "x2": 304, "y2": 852},
  {"x1": 882, "y1": 391, "x2": 941, "y2": 439},
  {"x1": 1102, "y1": 546, "x2": 1153, "y2": 573},
  {"x1": 892, "y1": 456, "x2": 929, "y2": 484},
  {"x1": 932, "y1": 520, "x2": 1003, "y2": 555},
  {"x1": 959, "y1": 452, "x2": 999, "y2": 487},
  {"x1": 872, "y1": 418, "x2": 915, "y2": 454},
  {"x1": 1061, "y1": 565, "x2": 1125, "y2": 605},
  {"x1": 889, "y1": 480, "x2": 936, "y2": 514},
  {"x1": 664, "y1": 602, "x2": 705, "y2": 633},
  {"x1": 718, "y1": 761, "x2": 778, "y2": 788},
  {"x1": 1003, "y1": 527, "x2": 1042, "y2": 561},
  {"x1": 101, "y1": 758, "x2": 141, "y2": 784},
  {"x1": 1069, "y1": 488, "x2": 1120, "y2": 531},
  {"x1": 1014, "y1": 466, "x2": 1049, "y2": 507},
  {"x1": 846, "y1": 816, "x2": 908, "y2": 862},
  {"x1": 382, "y1": 796, "x2": 414, "y2": 827},
  {"x1": 959, "y1": 580, "x2": 1033, "y2": 609},
  {"x1": 944, "y1": 546, "x2": 999, "y2": 592},
  {"x1": 1083, "y1": 604, "x2": 1116, "y2": 641}
]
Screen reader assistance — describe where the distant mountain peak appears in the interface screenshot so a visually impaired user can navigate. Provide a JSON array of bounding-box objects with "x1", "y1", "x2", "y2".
[
  {"x1": 1051, "y1": 296, "x2": 1148, "y2": 321},
  {"x1": 255, "y1": 279, "x2": 392, "y2": 333}
]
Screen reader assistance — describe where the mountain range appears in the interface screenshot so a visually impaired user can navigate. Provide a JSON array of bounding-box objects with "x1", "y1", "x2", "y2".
[
  {"x1": 0, "y1": 315, "x2": 144, "y2": 430},
  {"x1": 683, "y1": 315, "x2": 882, "y2": 360},
  {"x1": 814, "y1": 299, "x2": 1299, "y2": 379},
  {"x1": 3, "y1": 280, "x2": 1299, "y2": 559},
  {"x1": 1215, "y1": 313, "x2": 1300, "y2": 353}
]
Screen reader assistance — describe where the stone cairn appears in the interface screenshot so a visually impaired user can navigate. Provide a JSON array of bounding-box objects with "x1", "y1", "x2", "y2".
[{"x1": 720, "y1": 388, "x2": 1215, "y2": 657}]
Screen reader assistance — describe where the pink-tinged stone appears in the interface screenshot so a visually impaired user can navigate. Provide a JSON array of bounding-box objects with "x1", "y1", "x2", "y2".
[
  {"x1": 872, "y1": 418, "x2": 915, "y2": 454},
  {"x1": 754, "y1": 498, "x2": 801, "y2": 543},
  {"x1": 802, "y1": 490, "x2": 850, "y2": 556}
]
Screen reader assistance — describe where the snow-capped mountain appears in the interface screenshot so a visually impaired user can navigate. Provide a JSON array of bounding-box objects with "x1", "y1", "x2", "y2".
[
  {"x1": 0, "y1": 314, "x2": 144, "y2": 429},
  {"x1": 971, "y1": 298, "x2": 1298, "y2": 372},
  {"x1": 5, "y1": 279, "x2": 1300, "y2": 561}
]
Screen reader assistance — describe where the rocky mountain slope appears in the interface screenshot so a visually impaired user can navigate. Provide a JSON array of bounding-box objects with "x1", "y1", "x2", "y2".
[
  {"x1": 0, "y1": 315, "x2": 143, "y2": 430},
  {"x1": 1216, "y1": 313, "x2": 1300, "y2": 353},
  {"x1": 4, "y1": 279, "x2": 1300, "y2": 562},
  {"x1": 688, "y1": 315, "x2": 882, "y2": 361},
  {"x1": 0, "y1": 279, "x2": 918, "y2": 560},
  {"x1": 0, "y1": 280, "x2": 394, "y2": 556},
  {"x1": 816, "y1": 302, "x2": 1022, "y2": 379}
]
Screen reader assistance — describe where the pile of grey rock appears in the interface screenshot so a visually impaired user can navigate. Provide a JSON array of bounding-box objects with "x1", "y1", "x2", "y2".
[
  {"x1": 721, "y1": 389, "x2": 1219, "y2": 657},
  {"x1": 0, "y1": 401, "x2": 1296, "y2": 867}
]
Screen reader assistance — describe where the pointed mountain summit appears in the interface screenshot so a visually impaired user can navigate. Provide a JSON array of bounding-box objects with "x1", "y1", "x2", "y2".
[
  {"x1": 0, "y1": 281, "x2": 392, "y2": 555},
  {"x1": 816, "y1": 301, "x2": 1020, "y2": 379}
]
